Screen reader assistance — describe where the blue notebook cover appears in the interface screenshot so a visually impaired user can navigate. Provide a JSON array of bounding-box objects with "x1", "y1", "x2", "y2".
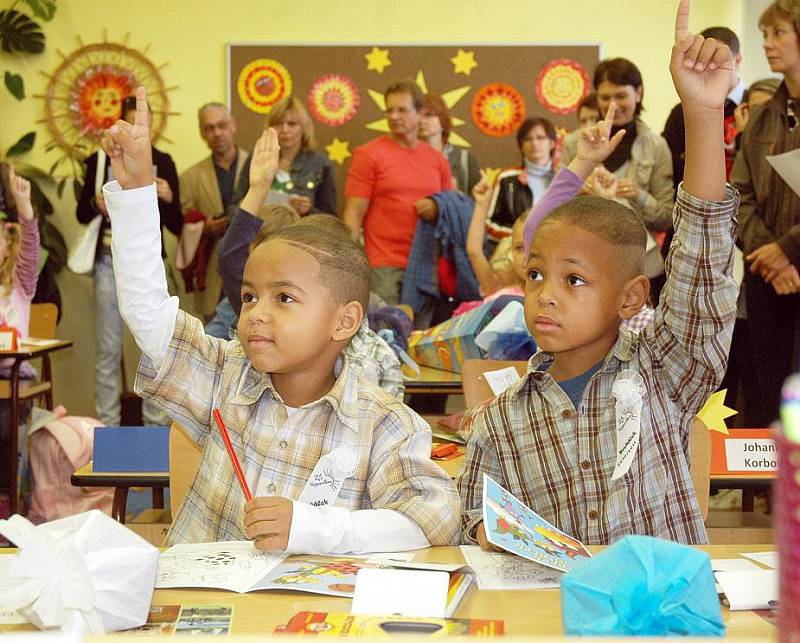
[{"x1": 93, "y1": 426, "x2": 170, "y2": 473}]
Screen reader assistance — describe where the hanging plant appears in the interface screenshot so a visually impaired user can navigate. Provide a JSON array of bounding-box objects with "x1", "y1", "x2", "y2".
[{"x1": 0, "y1": 9, "x2": 44, "y2": 53}]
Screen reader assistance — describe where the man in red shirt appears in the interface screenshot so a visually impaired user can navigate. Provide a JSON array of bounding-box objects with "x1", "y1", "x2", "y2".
[{"x1": 343, "y1": 81, "x2": 452, "y2": 304}]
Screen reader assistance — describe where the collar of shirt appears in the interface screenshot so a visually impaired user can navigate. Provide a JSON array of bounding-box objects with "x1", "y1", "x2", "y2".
[
  {"x1": 228, "y1": 350, "x2": 361, "y2": 433},
  {"x1": 727, "y1": 77, "x2": 746, "y2": 106}
]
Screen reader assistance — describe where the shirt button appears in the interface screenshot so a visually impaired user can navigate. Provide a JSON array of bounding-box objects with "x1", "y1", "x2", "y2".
[
  {"x1": 588, "y1": 510, "x2": 598, "y2": 520},
  {"x1": 561, "y1": 409, "x2": 575, "y2": 419},
  {"x1": 267, "y1": 482, "x2": 277, "y2": 493},
  {"x1": 279, "y1": 439, "x2": 288, "y2": 449},
  {"x1": 532, "y1": 372, "x2": 544, "y2": 381},
  {"x1": 580, "y1": 460, "x2": 591, "y2": 470}
]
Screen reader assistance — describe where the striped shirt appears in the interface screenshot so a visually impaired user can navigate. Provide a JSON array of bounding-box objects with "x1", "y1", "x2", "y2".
[
  {"x1": 458, "y1": 185, "x2": 739, "y2": 545},
  {"x1": 137, "y1": 310, "x2": 460, "y2": 547}
]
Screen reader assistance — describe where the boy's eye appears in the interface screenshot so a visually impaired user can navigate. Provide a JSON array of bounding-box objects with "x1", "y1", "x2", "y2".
[
  {"x1": 567, "y1": 275, "x2": 587, "y2": 287},
  {"x1": 527, "y1": 269, "x2": 543, "y2": 281},
  {"x1": 242, "y1": 292, "x2": 256, "y2": 304},
  {"x1": 277, "y1": 293, "x2": 295, "y2": 304}
]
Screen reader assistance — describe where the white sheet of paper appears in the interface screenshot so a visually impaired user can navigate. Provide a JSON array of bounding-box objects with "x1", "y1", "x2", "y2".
[
  {"x1": 740, "y1": 551, "x2": 778, "y2": 569},
  {"x1": 357, "y1": 552, "x2": 416, "y2": 564},
  {"x1": 715, "y1": 570, "x2": 778, "y2": 611},
  {"x1": 21, "y1": 338, "x2": 61, "y2": 347},
  {"x1": 351, "y1": 568, "x2": 449, "y2": 617},
  {"x1": 460, "y1": 545, "x2": 561, "y2": 591},
  {"x1": 767, "y1": 148, "x2": 800, "y2": 198},
  {"x1": 483, "y1": 366, "x2": 521, "y2": 397},
  {"x1": 711, "y1": 558, "x2": 760, "y2": 593},
  {"x1": 0, "y1": 557, "x2": 25, "y2": 623}
]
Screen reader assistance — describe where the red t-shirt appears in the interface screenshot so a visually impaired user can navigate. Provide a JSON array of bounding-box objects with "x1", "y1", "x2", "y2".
[{"x1": 345, "y1": 135, "x2": 452, "y2": 268}]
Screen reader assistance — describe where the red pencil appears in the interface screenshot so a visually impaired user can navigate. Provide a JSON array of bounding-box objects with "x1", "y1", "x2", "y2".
[{"x1": 212, "y1": 408, "x2": 253, "y2": 501}]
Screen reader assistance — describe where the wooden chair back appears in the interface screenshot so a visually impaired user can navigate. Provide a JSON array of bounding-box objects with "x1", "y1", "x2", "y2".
[
  {"x1": 169, "y1": 422, "x2": 203, "y2": 516},
  {"x1": 461, "y1": 359, "x2": 529, "y2": 408},
  {"x1": 29, "y1": 302, "x2": 58, "y2": 339}
]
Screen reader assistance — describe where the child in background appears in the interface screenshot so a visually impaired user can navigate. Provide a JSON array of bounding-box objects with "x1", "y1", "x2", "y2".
[
  {"x1": 459, "y1": 0, "x2": 739, "y2": 547},
  {"x1": 101, "y1": 93, "x2": 459, "y2": 553}
]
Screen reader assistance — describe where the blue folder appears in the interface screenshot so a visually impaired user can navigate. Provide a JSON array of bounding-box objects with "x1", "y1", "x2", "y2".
[{"x1": 93, "y1": 426, "x2": 170, "y2": 473}]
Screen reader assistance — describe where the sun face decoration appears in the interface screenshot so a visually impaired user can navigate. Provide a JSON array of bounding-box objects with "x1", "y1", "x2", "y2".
[
  {"x1": 237, "y1": 58, "x2": 292, "y2": 114},
  {"x1": 471, "y1": 83, "x2": 526, "y2": 138},
  {"x1": 536, "y1": 59, "x2": 590, "y2": 115},
  {"x1": 308, "y1": 74, "x2": 360, "y2": 127},
  {"x1": 71, "y1": 65, "x2": 136, "y2": 137}
]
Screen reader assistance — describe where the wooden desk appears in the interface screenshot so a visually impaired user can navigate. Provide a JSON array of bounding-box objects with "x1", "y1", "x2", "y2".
[
  {"x1": 404, "y1": 366, "x2": 463, "y2": 396},
  {"x1": 711, "y1": 473, "x2": 773, "y2": 512},
  {"x1": 1, "y1": 338, "x2": 72, "y2": 516},
  {"x1": 71, "y1": 462, "x2": 168, "y2": 523},
  {"x1": 1, "y1": 544, "x2": 775, "y2": 639}
]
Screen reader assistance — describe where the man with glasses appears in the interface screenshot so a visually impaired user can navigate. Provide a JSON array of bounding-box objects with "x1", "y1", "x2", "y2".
[
  {"x1": 178, "y1": 103, "x2": 249, "y2": 319},
  {"x1": 343, "y1": 81, "x2": 453, "y2": 304}
]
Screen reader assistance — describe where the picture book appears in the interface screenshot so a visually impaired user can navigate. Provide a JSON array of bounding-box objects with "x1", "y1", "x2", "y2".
[
  {"x1": 460, "y1": 545, "x2": 561, "y2": 591},
  {"x1": 274, "y1": 611, "x2": 504, "y2": 636},
  {"x1": 482, "y1": 474, "x2": 591, "y2": 572}
]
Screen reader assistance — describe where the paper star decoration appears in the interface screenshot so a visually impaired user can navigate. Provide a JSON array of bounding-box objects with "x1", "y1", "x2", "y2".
[
  {"x1": 325, "y1": 137, "x2": 352, "y2": 165},
  {"x1": 697, "y1": 389, "x2": 737, "y2": 435},
  {"x1": 483, "y1": 167, "x2": 501, "y2": 187},
  {"x1": 365, "y1": 47, "x2": 391, "y2": 74},
  {"x1": 451, "y1": 49, "x2": 478, "y2": 76}
]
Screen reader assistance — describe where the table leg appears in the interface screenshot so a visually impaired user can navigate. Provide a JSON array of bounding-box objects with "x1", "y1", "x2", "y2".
[
  {"x1": 152, "y1": 487, "x2": 164, "y2": 509},
  {"x1": 112, "y1": 487, "x2": 129, "y2": 523},
  {"x1": 742, "y1": 488, "x2": 755, "y2": 512}
]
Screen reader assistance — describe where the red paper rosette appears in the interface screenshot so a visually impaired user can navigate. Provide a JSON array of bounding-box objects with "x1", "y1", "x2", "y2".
[
  {"x1": 308, "y1": 73, "x2": 361, "y2": 127},
  {"x1": 237, "y1": 58, "x2": 292, "y2": 114},
  {"x1": 470, "y1": 83, "x2": 526, "y2": 137}
]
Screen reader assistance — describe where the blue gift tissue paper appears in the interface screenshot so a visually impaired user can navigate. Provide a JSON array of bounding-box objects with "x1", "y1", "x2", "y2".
[{"x1": 561, "y1": 535, "x2": 725, "y2": 637}]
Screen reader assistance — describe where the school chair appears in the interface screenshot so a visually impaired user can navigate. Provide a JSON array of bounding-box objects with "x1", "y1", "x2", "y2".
[
  {"x1": 169, "y1": 421, "x2": 202, "y2": 516},
  {"x1": 461, "y1": 359, "x2": 529, "y2": 408}
]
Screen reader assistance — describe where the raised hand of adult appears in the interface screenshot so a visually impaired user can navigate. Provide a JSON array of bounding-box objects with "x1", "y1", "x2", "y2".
[
  {"x1": 670, "y1": 0, "x2": 734, "y2": 110},
  {"x1": 100, "y1": 86, "x2": 153, "y2": 190},
  {"x1": 574, "y1": 101, "x2": 626, "y2": 170}
]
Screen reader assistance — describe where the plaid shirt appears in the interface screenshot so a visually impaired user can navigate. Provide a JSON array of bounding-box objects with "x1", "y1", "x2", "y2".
[
  {"x1": 137, "y1": 310, "x2": 460, "y2": 547},
  {"x1": 458, "y1": 185, "x2": 739, "y2": 545},
  {"x1": 348, "y1": 323, "x2": 404, "y2": 401}
]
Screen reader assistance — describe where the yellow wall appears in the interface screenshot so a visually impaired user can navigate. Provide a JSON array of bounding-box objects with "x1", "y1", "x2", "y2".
[{"x1": 0, "y1": 0, "x2": 750, "y2": 416}]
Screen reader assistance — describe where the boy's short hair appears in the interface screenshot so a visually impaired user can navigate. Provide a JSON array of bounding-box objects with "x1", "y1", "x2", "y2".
[
  {"x1": 700, "y1": 27, "x2": 740, "y2": 55},
  {"x1": 255, "y1": 223, "x2": 370, "y2": 313},
  {"x1": 538, "y1": 196, "x2": 647, "y2": 276},
  {"x1": 250, "y1": 205, "x2": 301, "y2": 250}
]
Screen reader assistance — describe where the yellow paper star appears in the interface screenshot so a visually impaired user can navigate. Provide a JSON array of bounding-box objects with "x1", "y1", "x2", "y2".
[
  {"x1": 365, "y1": 47, "x2": 391, "y2": 74},
  {"x1": 697, "y1": 389, "x2": 737, "y2": 435},
  {"x1": 451, "y1": 49, "x2": 478, "y2": 76},
  {"x1": 483, "y1": 167, "x2": 501, "y2": 187},
  {"x1": 325, "y1": 137, "x2": 351, "y2": 165}
]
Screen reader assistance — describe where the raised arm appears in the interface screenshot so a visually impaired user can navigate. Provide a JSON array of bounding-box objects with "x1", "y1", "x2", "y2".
[
  {"x1": 466, "y1": 171, "x2": 503, "y2": 295},
  {"x1": 7, "y1": 167, "x2": 39, "y2": 300}
]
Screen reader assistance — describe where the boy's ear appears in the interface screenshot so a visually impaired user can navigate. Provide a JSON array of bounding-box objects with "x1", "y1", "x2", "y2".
[
  {"x1": 332, "y1": 300, "x2": 364, "y2": 342},
  {"x1": 619, "y1": 275, "x2": 650, "y2": 320}
]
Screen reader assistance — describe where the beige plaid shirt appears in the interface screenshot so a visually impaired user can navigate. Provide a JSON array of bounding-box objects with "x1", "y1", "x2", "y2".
[
  {"x1": 458, "y1": 185, "x2": 739, "y2": 545},
  {"x1": 136, "y1": 310, "x2": 459, "y2": 547}
]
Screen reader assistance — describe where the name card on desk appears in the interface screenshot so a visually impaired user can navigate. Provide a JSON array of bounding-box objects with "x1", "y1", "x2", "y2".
[
  {"x1": 0, "y1": 327, "x2": 18, "y2": 351},
  {"x1": 710, "y1": 428, "x2": 776, "y2": 475}
]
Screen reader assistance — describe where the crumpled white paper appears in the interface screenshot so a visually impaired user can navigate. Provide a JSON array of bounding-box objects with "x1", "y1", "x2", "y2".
[{"x1": 0, "y1": 509, "x2": 159, "y2": 635}]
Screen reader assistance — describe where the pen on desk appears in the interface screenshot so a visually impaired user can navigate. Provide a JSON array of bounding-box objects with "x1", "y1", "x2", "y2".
[{"x1": 212, "y1": 408, "x2": 253, "y2": 501}]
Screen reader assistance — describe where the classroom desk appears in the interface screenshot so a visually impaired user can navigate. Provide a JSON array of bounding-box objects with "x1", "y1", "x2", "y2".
[
  {"x1": 0, "y1": 544, "x2": 776, "y2": 639},
  {"x1": 1, "y1": 338, "x2": 73, "y2": 516},
  {"x1": 711, "y1": 473, "x2": 774, "y2": 512},
  {"x1": 404, "y1": 365, "x2": 463, "y2": 396},
  {"x1": 70, "y1": 462, "x2": 168, "y2": 524}
]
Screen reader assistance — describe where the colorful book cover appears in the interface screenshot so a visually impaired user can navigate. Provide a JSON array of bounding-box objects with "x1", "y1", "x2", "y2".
[
  {"x1": 124, "y1": 604, "x2": 233, "y2": 636},
  {"x1": 482, "y1": 474, "x2": 591, "y2": 572},
  {"x1": 275, "y1": 611, "x2": 504, "y2": 636}
]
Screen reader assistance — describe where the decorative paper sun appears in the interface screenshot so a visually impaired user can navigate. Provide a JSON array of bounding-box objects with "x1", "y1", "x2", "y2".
[
  {"x1": 536, "y1": 59, "x2": 590, "y2": 115},
  {"x1": 237, "y1": 58, "x2": 293, "y2": 114},
  {"x1": 308, "y1": 74, "x2": 361, "y2": 127},
  {"x1": 470, "y1": 82, "x2": 526, "y2": 138},
  {"x1": 366, "y1": 70, "x2": 472, "y2": 147},
  {"x1": 37, "y1": 33, "x2": 174, "y2": 169}
]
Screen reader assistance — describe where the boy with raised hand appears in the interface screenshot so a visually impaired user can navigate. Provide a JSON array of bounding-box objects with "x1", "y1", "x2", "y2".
[
  {"x1": 459, "y1": 0, "x2": 739, "y2": 547},
  {"x1": 100, "y1": 88, "x2": 459, "y2": 553}
]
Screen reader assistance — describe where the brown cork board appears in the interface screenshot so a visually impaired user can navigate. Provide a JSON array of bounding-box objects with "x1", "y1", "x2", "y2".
[{"x1": 228, "y1": 43, "x2": 600, "y2": 212}]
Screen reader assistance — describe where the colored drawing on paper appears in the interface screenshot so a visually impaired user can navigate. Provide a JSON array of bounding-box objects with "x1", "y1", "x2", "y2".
[
  {"x1": 238, "y1": 58, "x2": 292, "y2": 114},
  {"x1": 482, "y1": 474, "x2": 591, "y2": 572},
  {"x1": 365, "y1": 46, "x2": 391, "y2": 74},
  {"x1": 536, "y1": 59, "x2": 590, "y2": 115},
  {"x1": 254, "y1": 556, "x2": 378, "y2": 597},
  {"x1": 308, "y1": 74, "x2": 361, "y2": 126},
  {"x1": 325, "y1": 137, "x2": 351, "y2": 165},
  {"x1": 471, "y1": 83, "x2": 525, "y2": 137}
]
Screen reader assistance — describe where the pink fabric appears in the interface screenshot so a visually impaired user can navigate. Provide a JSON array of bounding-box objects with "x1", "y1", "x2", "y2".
[
  {"x1": 452, "y1": 286, "x2": 525, "y2": 317},
  {"x1": 26, "y1": 406, "x2": 113, "y2": 524}
]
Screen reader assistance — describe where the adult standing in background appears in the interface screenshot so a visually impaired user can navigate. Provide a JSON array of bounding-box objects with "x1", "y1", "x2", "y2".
[
  {"x1": 343, "y1": 80, "x2": 452, "y2": 304},
  {"x1": 179, "y1": 103, "x2": 249, "y2": 321},
  {"x1": 234, "y1": 96, "x2": 337, "y2": 215},
  {"x1": 561, "y1": 57, "x2": 673, "y2": 300},
  {"x1": 75, "y1": 95, "x2": 182, "y2": 426},
  {"x1": 732, "y1": 0, "x2": 800, "y2": 426}
]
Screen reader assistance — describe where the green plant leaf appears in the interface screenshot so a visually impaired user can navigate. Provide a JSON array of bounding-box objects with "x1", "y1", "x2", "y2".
[
  {"x1": 56, "y1": 176, "x2": 66, "y2": 199},
  {"x1": 6, "y1": 131, "x2": 36, "y2": 157},
  {"x1": 4, "y1": 71, "x2": 24, "y2": 100},
  {"x1": 0, "y1": 10, "x2": 45, "y2": 54},
  {"x1": 20, "y1": 0, "x2": 56, "y2": 22}
]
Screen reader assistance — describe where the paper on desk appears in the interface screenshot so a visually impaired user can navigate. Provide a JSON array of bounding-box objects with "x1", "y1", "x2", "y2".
[
  {"x1": 0, "y1": 558, "x2": 25, "y2": 624},
  {"x1": 21, "y1": 338, "x2": 60, "y2": 347},
  {"x1": 352, "y1": 568, "x2": 450, "y2": 617},
  {"x1": 767, "y1": 148, "x2": 800, "y2": 197},
  {"x1": 483, "y1": 366, "x2": 521, "y2": 397},
  {"x1": 461, "y1": 545, "x2": 561, "y2": 591},
  {"x1": 715, "y1": 569, "x2": 778, "y2": 610},
  {"x1": 740, "y1": 551, "x2": 778, "y2": 569},
  {"x1": 711, "y1": 558, "x2": 760, "y2": 593}
]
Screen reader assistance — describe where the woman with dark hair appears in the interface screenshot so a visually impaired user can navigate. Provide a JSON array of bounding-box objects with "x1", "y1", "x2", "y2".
[
  {"x1": 418, "y1": 92, "x2": 480, "y2": 194},
  {"x1": 561, "y1": 58, "x2": 674, "y2": 291},
  {"x1": 577, "y1": 92, "x2": 601, "y2": 128},
  {"x1": 486, "y1": 116, "x2": 557, "y2": 241},
  {"x1": 731, "y1": 0, "x2": 800, "y2": 425}
]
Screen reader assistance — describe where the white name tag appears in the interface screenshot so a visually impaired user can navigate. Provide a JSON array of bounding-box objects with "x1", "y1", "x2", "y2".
[
  {"x1": 610, "y1": 370, "x2": 644, "y2": 481},
  {"x1": 297, "y1": 446, "x2": 358, "y2": 508},
  {"x1": 724, "y1": 439, "x2": 777, "y2": 472}
]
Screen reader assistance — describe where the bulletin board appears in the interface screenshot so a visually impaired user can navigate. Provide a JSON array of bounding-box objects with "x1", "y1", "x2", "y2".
[{"x1": 227, "y1": 43, "x2": 600, "y2": 212}]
